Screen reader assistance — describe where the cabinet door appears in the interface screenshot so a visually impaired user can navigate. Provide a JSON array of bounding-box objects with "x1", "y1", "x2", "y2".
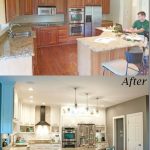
[
  {"x1": 5, "y1": 0, "x2": 16, "y2": 22},
  {"x1": 37, "y1": 0, "x2": 47, "y2": 5},
  {"x1": 37, "y1": 27, "x2": 58, "y2": 47},
  {"x1": 58, "y1": 26, "x2": 68, "y2": 43},
  {"x1": 19, "y1": 0, "x2": 33, "y2": 15},
  {"x1": 84, "y1": 0, "x2": 93, "y2": 5},
  {"x1": 20, "y1": 104, "x2": 35, "y2": 125},
  {"x1": 76, "y1": 0, "x2": 85, "y2": 7},
  {"x1": 67, "y1": 0, "x2": 77, "y2": 8},
  {"x1": 47, "y1": 0, "x2": 55, "y2": 5},
  {"x1": 56, "y1": 0, "x2": 66, "y2": 14},
  {"x1": 94, "y1": 0, "x2": 102, "y2": 5},
  {"x1": 102, "y1": 0, "x2": 110, "y2": 14},
  {"x1": 0, "y1": 81, "x2": 14, "y2": 134}
]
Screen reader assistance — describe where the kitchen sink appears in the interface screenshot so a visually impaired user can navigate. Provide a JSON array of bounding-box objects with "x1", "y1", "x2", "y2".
[{"x1": 9, "y1": 31, "x2": 32, "y2": 38}]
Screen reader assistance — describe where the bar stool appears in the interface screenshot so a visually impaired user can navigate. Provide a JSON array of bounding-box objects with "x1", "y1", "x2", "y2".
[{"x1": 102, "y1": 51, "x2": 143, "y2": 76}]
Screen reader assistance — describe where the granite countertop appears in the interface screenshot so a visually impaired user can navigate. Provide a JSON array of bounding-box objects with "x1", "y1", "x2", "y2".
[
  {"x1": 0, "y1": 25, "x2": 36, "y2": 60},
  {"x1": 3, "y1": 147, "x2": 104, "y2": 150},
  {"x1": 77, "y1": 30, "x2": 145, "y2": 52}
]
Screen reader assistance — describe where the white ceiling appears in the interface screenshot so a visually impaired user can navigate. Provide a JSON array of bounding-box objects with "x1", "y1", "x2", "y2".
[{"x1": 1, "y1": 77, "x2": 148, "y2": 108}]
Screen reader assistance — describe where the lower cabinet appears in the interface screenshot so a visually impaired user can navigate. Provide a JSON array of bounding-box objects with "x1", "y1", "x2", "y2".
[
  {"x1": 35, "y1": 25, "x2": 68, "y2": 48},
  {"x1": 0, "y1": 80, "x2": 14, "y2": 134}
]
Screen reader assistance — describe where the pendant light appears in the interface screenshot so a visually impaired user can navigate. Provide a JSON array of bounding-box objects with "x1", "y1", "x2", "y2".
[
  {"x1": 86, "y1": 93, "x2": 89, "y2": 111},
  {"x1": 74, "y1": 87, "x2": 78, "y2": 108},
  {"x1": 96, "y1": 97, "x2": 99, "y2": 113}
]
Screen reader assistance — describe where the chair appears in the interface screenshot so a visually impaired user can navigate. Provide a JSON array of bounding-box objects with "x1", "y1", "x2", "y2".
[
  {"x1": 102, "y1": 51, "x2": 143, "y2": 76},
  {"x1": 106, "y1": 146, "x2": 115, "y2": 150}
]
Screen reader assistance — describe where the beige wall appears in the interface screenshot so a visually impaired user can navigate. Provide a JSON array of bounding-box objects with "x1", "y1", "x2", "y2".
[
  {"x1": 106, "y1": 96, "x2": 149, "y2": 150},
  {"x1": 0, "y1": 0, "x2": 6, "y2": 24}
]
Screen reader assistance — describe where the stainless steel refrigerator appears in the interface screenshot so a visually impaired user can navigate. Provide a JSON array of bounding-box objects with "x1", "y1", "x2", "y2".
[{"x1": 85, "y1": 6, "x2": 102, "y2": 37}]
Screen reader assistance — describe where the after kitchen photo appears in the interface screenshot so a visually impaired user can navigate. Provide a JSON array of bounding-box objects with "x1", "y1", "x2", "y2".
[
  {"x1": 0, "y1": 76, "x2": 149, "y2": 150},
  {"x1": 0, "y1": 0, "x2": 149, "y2": 76}
]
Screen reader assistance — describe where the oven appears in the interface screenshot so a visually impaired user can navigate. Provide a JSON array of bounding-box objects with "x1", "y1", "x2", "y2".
[
  {"x1": 68, "y1": 8, "x2": 84, "y2": 24},
  {"x1": 69, "y1": 24, "x2": 84, "y2": 36},
  {"x1": 62, "y1": 127, "x2": 77, "y2": 148}
]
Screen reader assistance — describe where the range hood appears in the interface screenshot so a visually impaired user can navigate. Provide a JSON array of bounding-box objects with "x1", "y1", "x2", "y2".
[{"x1": 36, "y1": 106, "x2": 50, "y2": 126}]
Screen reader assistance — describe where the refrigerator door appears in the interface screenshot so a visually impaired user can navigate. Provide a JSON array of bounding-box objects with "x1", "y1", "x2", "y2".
[
  {"x1": 85, "y1": 6, "x2": 92, "y2": 37},
  {"x1": 92, "y1": 6, "x2": 102, "y2": 36},
  {"x1": 85, "y1": 6, "x2": 102, "y2": 37}
]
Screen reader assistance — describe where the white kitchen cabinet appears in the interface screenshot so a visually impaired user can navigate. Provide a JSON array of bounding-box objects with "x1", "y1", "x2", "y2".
[
  {"x1": 20, "y1": 104, "x2": 35, "y2": 125},
  {"x1": 50, "y1": 106, "x2": 61, "y2": 127},
  {"x1": 14, "y1": 89, "x2": 19, "y2": 121}
]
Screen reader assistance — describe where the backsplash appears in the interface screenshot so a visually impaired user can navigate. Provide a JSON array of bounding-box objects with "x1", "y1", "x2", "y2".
[
  {"x1": 13, "y1": 132, "x2": 61, "y2": 143},
  {"x1": 12, "y1": 14, "x2": 65, "y2": 24}
]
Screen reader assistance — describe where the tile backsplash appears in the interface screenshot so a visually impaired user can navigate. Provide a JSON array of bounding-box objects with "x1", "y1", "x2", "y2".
[{"x1": 12, "y1": 14, "x2": 65, "y2": 24}]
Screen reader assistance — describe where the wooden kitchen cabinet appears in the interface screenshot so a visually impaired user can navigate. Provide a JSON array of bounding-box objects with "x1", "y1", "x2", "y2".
[
  {"x1": 36, "y1": 27, "x2": 58, "y2": 47},
  {"x1": 19, "y1": 0, "x2": 33, "y2": 15},
  {"x1": 56, "y1": 0, "x2": 66, "y2": 13},
  {"x1": 35, "y1": 25, "x2": 68, "y2": 48},
  {"x1": 84, "y1": 0, "x2": 102, "y2": 6},
  {"x1": 0, "y1": 81, "x2": 14, "y2": 134},
  {"x1": 5, "y1": 0, "x2": 16, "y2": 22},
  {"x1": 102, "y1": 0, "x2": 110, "y2": 14},
  {"x1": 67, "y1": 0, "x2": 84, "y2": 8},
  {"x1": 93, "y1": 0, "x2": 102, "y2": 5},
  {"x1": 58, "y1": 26, "x2": 68, "y2": 43}
]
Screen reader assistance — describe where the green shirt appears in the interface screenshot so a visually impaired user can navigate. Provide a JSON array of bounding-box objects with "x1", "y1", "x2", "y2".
[{"x1": 132, "y1": 20, "x2": 149, "y2": 35}]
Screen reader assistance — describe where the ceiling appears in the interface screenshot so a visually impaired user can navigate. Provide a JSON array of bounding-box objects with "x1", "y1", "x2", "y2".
[{"x1": 1, "y1": 77, "x2": 148, "y2": 108}]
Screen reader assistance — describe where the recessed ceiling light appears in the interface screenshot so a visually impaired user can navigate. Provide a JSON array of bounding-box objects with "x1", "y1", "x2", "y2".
[
  {"x1": 28, "y1": 87, "x2": 34, "y2": 91},
  {"x1": 30, "y1": 100, "x2": 34, "y2": 103},
  {"x1": 42, "y1": 102, "x2": 46, "y2": 105},
  {"x1": 29, "y1": 96, "x2": 33, "y2": 99}
]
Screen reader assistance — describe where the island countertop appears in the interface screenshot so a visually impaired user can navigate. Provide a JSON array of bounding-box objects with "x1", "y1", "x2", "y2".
[
  {"x1": 0, "y1": 25, "x2": 36, "y2": 60},
  {"x1": 77, "y1": 31, "x2": 145, "y2": 52}
]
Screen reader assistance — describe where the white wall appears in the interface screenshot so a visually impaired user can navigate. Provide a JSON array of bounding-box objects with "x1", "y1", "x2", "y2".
[
  {"x1": 103, "y1": 0, "x2": 149, "y2": 28},
  {"x1": 61, "y1": 107, "x2": 106, "y2": 127}
]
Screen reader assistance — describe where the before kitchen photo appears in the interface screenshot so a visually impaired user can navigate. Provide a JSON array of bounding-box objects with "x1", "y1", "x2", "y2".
[
  {"x1": 0, "y1": 0, "x2": 149, "y2": 76},
  {"x1": 0, "y1": 76, "x2": 149, "y2": 150}
]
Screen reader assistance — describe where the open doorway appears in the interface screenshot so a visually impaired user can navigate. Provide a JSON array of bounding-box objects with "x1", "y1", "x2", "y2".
[{"x1": 113, "y1": 116, "x2": 125, "y2": 150}]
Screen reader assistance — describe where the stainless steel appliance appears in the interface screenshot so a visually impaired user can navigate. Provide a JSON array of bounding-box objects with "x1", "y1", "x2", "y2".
[
  {"x1": 62, "y1": 127, "x2": 77, "y2": 148},
  {"x1": 68, "y1": 8, "x2": 84, "y2": 24},
  {"x1": 77, "y1": 124, "x2": 96, "y2": 147},
  {"x1": 69, "y1": 24, "x2": 84, "y2": 36},
  {"x1": 38, "y1": 6, "x2": 56, "y2": 15},
  {"x1": 68, "y1": 8, "x2": 84, "y2": 36},
  {"x1": 85, "y1": 6, "x2": 102, "y2": 36}
]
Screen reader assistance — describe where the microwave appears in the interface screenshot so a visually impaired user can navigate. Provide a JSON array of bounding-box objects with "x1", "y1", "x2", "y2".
[{"x1": 38, "y1": 6, "x2": 56, "y2": 15}]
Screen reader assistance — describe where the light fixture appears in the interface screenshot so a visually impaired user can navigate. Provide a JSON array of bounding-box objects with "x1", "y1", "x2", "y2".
[
  {"x1": 42, "y1": 102, "x2": 46, "y2": 106},
  {"x1": 28, "y1": 87, "x2": 34, "y2": 91},
  {"x1": 74, "y1": 87, "x2": 78, "y2": 108},
  {"x1": 29, "y1": 95, "x2": 33, "y2": 99},
  {"x1": 86, "y1": 93, "x2": 89, "y2": 111},
  {"x1": 30, "y1": 100, "x2": 34, "y2": 103}
]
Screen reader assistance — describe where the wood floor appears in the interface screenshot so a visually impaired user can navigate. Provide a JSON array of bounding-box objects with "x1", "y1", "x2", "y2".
[{"x1": 34, "y1": 44, "x2": 78, "y2": 75}]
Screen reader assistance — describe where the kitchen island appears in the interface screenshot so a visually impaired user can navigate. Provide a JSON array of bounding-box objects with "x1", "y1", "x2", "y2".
[
  {"x1": 0, "y1": 25, "x2": 35, "y2": 75},
  {"x1": 77, "y1": 29, "x2": 145, "y2": 76}
]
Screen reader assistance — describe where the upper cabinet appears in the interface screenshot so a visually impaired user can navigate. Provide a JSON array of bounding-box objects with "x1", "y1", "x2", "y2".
[
  {"x1": 19, "y1": 0, "x2": 33, "y2": 15},
  {"x1": 84, "y1": 0, "x2": 102, "y2": 6},
  {"x1": 0, "y1": 81, "x2": 14, "y2": 134},
  {"x1": 102, "y1": 0, "x2": 110, "y2": 14},
  {"x1": 5, "y1": 0, "x2": 17, "y2": 22},
  {"x1": 67, "y1": 0, "x2": 109, "y2": 14},
  {"x1": 33, "y1": 0, "x2": 66, "y2": 14},
  {"x1": 67, "y1": 0, "x2": 84, "y2": 8}
]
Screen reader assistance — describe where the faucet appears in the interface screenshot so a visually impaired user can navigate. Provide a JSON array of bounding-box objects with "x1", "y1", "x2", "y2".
[{"x1": 8, "y1": 23, "x2": 21, "y2": 38}]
